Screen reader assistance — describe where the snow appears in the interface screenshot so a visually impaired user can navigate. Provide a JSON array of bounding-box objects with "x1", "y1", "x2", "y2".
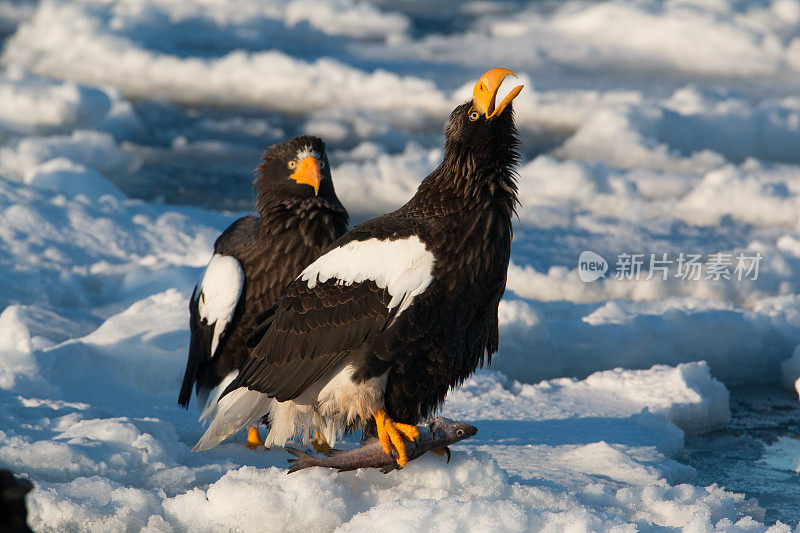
[
  {"x1": 1, "y1": 0, "x2": 800, "y2": 529},
  {"x1": 1, "y1": 1, "x2": 448, "y2": 115},
  {"x1": 0, "y1": 306, "x2": 38, "y2": 390},
  {"x1": 0, "y1": 129, "x2": 139, "y2": 183}
]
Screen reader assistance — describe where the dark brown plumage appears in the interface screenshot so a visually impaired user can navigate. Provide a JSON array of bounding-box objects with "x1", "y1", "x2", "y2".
[
  {"x1": 0, "y1": 470, "x2": 33, "y2": 533},
  {"x1": 178, "y1": 135, "x2": 348, "y2": 414},
  {"x1": 237, "y1": 99, "x2": 518, "y2": 418},
  {"x1": 195, "y1": 69, "x2": 522, "y2": 465}
]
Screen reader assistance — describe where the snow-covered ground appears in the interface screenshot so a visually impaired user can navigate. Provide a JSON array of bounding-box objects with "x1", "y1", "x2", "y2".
[{"x1": 2, "y1": 0, "x2": 800, "y2": 530}]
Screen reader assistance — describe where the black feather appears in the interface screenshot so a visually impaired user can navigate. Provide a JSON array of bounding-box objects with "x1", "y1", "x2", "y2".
[
  {"x1": 178, "y1": 136, "x2": 348, "y2": 409},
  {"x1": 0, "y1": 470, "x2": 33, "y2": 533},
  {"x1": 222, "y1": 101, "x2": 519, "y2": 431},
  {"x1": 245, "y1": 303, "x2": 278, "y2": 349},
  {"x1": 178, "y1": 287, "x2": 207, "y2": 408}
]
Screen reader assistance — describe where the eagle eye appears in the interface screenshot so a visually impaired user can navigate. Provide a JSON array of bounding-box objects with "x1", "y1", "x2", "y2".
[
  {"x1": 456, "y1": 428, "x2": 464, "y2": 437},
  {"x1": 468, "y1": 109, "x2": 480, "y2": 121},
  {"x1": 287, "y1": 160, "x2": 297, "y2": 170}
]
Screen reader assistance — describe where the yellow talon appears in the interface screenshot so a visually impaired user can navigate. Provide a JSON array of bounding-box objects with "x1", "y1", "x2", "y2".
[
  {"x1": 374, "y1": 409, "x2": 419, "y2": 467},
  {"x1": 374, "y1": 410, "x2": 393, "y2": 455},
  {"x1": 245, "y1": 425, "x2": 265, "y2": 450},
  {"x1": 432, "y1": 448, "x2": 447, "y2": 456},
  {"x1": 312, "y1": 430, "x2": 332, "y2": 456}
]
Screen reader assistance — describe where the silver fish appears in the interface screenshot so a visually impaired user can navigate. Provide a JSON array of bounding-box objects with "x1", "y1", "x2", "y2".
[{"x1": 286, "y1": 417, "x2": 477, "y2": 474}]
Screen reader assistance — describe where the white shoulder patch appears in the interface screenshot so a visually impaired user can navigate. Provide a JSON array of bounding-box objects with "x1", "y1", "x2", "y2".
[
  {"x1": 299, "y1": 236, "x2": 435, "y2": 316},
  {"x1": 198, "y1": 254, "x2": 245, "y2": 356}
]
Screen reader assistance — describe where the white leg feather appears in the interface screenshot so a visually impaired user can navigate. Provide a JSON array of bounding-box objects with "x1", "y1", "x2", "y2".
[
  {"x1": 193, "y1": 365, "x2": 389, "y2": 452},
  {"x1": 262, "y1": 400, "x2": 314, "y2": 448}
]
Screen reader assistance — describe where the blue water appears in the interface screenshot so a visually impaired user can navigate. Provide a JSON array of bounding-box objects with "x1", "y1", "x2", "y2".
[{"x1": 683, "y1": 386, "x2": 800, "y2": 526}]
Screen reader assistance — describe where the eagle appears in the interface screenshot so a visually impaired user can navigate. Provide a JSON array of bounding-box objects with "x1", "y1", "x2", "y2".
[
  {"x1": 194, "y1": 69, "x2": 523, "y2": 466},
  {"x1": 178, "y1": 135, "x2": 349, "y2": 447}
]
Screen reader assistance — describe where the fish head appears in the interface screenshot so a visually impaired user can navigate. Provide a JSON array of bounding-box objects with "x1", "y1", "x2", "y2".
[{"x1": 429, "y1": 417, "x2": 478, "y2": 443}]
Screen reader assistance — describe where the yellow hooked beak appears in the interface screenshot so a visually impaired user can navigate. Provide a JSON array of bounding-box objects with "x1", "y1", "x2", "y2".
[
  {"x1": 290, "y1": 156, "x2": 321, "y2": 195},
  {"x1": 472, "y1": 68, "x2": 524, "y2": 119}
]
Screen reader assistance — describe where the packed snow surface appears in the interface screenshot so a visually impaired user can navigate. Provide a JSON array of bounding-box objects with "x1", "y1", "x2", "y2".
[{"x1": 2, "y1": 0, "x2": 800, "y2": 530}]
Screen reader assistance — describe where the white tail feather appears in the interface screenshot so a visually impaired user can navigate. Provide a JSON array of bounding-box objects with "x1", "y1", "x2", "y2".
[
  {"x1": 192, "y1": 387, "x2": 272, "y2": 451},
  {"x1": 198, "y1": 370, "x2": 239, "y2": 424},
  {"x1": 193, "y1": 365, "x2": 388, "y2": 452}
]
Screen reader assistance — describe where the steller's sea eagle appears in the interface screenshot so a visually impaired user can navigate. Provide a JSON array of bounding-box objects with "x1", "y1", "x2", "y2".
[
  {"x1": 179, "y1": 135, "x2": 348, "y2": 447},
  {"x1": 195, "y1": 69, "x2": 523, "y2": 467}
]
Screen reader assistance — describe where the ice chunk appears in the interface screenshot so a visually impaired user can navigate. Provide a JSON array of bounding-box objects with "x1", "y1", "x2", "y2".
[
  {"x1": 0, "y1": 305, "x2": 36, "y2": 390},
  {"x1": 23, "y1": 158, "x2": 126, "y2": 202}
]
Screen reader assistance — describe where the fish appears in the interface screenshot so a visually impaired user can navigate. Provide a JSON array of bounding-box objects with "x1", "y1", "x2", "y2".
[{"x1": 286, "y1": 417, "x2": 477, "y2": 474}]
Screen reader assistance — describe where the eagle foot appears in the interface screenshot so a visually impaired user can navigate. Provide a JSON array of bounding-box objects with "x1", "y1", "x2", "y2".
[
  {"x1": 312, "y1": 431, "x2": 332, "y2": 456},
  {"x1": 374, "y1": 409, "x2": 419, "y2": 467},
  {"x1": 245, "y1": 425, "x2": 265, "y2": 450}
]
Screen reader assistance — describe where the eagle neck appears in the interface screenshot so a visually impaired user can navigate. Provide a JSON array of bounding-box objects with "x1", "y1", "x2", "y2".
[
  {"x1": 412, "y1": 140, "x2": 519, "y2": 227},
  {"x1": 404, "y1": 143, "x2": 518, "y2": 287},
  {"x1": 257, "y1": 196, "x2": 348, "y2": 248}
]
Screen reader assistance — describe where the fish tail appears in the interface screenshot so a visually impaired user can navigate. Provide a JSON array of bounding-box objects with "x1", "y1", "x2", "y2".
[{"x1": 286, "y1": 447, "x2": 317, "y2": 473}]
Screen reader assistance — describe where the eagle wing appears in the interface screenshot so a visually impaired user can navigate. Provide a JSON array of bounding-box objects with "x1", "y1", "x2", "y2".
[
  {"x1": 225, "y1": 233, "x2": 436, "y2": 402},
  {"x1": 178, "y1": 253, "x2": 245, "y2": 407}
]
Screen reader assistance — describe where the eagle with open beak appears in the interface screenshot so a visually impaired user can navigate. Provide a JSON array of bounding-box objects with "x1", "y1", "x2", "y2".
[{"x1": 194, "y1": 69, "x2": 523, "y2": 468}]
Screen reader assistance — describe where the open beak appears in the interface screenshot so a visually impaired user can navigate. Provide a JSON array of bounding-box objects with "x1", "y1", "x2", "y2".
[
  {"x1": 290, "y1": 156, "x2": 321, "y2": 195},
  {"x1": 472, "y1": 68, "x2": 524, "y2": 119}
]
